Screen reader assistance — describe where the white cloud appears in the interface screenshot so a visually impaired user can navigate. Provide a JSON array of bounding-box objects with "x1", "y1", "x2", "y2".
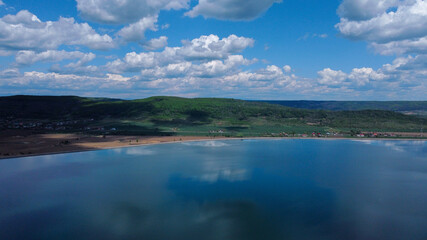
[
  {"x1": 337, "y1": 1, "x2": 427, "y2": 43},
  {"x1": 317, "y1": 68, "x2": 348, "y2": 86},
  {"x1": 348, "y1": 67, "x2": 387, "y2": 86},
  {"x1": 2, "y1": 55, "x2": 427, "y2": 100},
  {"x1": 2, "y1": 71, "x2": 131, "y2": 91},
  {"x1": 336, "y1": 0, "x2": 427, "y2": 55},
  {"x1": 161, "y1": 24, "x2": 170, "y2": 30},
  {"x1": 117, "y1": 16, "x2": 158, "y2": 42},
  {"x1": 182, "y1": 141, "x2": 229, "y2": 147},
  {"x1": 55, "y1": 54, "x2": 98, "y2": 75},
  {"x1": 0, "y1": 68, "x2": 20, "y2": 78},
  {"x1": 107, "y1": 34, "x2": 254, "y2": 73},
  {"x1": 334, "y1": 0, "x2": 427, "y2": 97},
  {"x1": 177, "y1": 34, "x2": 255, "y2": 60},
  {"x1": 337, "y1": 0, "x2": 399, "y2": 21},
  {"x1": 76, "y1": 0, "x2": 189, "y2": 24},
  {"x1": 383, "y1": 54, "x2": 427, "y2": 74},
  {"x1": 142, "y1": 36, "x2": 168, "y2": 50},
  {"x1": 137, "y1": 54, "x2": 255, "y2": 80},
  {"x1": 221, "y1": 65, "x2": 299, "y2": 90},
  {"x1": 371, "y1": 36, "x2": 427, "y2": 55},
  {"x1": 107, "y1": 52, "x2": 159, "y2": 73},
  {"x1": 15, "y1": 50, "x2": 95, "y2": 66},
  {"x1": 106, "y1": 73, "x2": 131, "y2": 82},
  {"x1": 298, "y1": 33, "x2": 328, "y2": 41},
  {"x1": 283, "y1": 65, "x2": 292, "y2": 73},
  {"x1": 77, "y1": 0, "x2": 191, "y2": 43},
  {"x1": 0, "y1": 0, "x2": 4, "y2": 6},
  {"x1": 186, "y1": 0, "x2": 282, "y2": 20},
  {"x1": 317, "y1": 66, "x2": 391, "y2": 88},
  {"x1": 51, "y1": 65, "x2": 99, "y2": 76},
  {"x1": 0, "y1": 10, "x2": 115, "y2": 51}
]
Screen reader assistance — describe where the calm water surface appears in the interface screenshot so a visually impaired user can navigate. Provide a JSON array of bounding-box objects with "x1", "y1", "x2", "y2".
[{"x1": 1, "y1": 139, "x2": 426, "y2": 240}]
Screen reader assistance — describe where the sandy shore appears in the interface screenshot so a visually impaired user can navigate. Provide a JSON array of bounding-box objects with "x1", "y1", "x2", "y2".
[
  {"x1": 1, "y1": 133, "x2": 426, "y2": 160},
  {"x1": 0, "y1": 134, "x2": 227, "y2": 159}
]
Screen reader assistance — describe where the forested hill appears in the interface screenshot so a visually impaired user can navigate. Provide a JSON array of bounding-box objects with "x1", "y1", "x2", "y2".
[
  {"x1": 0, "y1": 95, "x2": 426, "y2": 135},
  {"x1": 259, "y1": 100, "x2": 427, "y2": 114}
]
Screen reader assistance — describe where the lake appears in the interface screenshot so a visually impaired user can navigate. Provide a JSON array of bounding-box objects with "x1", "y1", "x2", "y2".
[{"x1": 0, "y1": 139, "x2": 426, "y2": 240}]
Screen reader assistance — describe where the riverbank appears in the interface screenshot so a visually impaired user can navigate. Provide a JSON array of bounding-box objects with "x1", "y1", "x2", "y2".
[
  {"x1": 0, "y1": 134, "x2": 228, "y2": 159},
  {"x1": 1, "y1": 133, "x2": 426, "y2": 160}
]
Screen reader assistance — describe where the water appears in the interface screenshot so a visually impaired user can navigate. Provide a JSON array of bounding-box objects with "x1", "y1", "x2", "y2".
[{"x1": 0, "y1": 139, "x2": 426, "y2": 240}]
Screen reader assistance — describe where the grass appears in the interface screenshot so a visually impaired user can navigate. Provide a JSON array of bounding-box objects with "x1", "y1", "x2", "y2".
[{"x1": 1, "y1": 95, "x2": 426, "y2": 137}]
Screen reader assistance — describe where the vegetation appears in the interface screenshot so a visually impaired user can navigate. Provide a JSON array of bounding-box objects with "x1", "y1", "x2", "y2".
[
  {"x1": 1, "y1": 95, "x2": 426, "y2": 137},
  {"x1": 260, "y1": 100, "x2": 427, "y2": 116}
]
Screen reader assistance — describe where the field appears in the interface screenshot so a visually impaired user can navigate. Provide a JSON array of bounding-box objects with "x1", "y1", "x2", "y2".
[
  {"x1": 261, "y1": 100, "x2": 427, "y2": 114},
  {"x1": 1, "y1": 95, "x2": 426, "y2": 138}
]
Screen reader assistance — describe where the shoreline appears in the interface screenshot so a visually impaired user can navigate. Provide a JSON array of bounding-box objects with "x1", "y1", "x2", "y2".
[{"x1": 1, "y1": 134, "x2": 426, "y2": 160}]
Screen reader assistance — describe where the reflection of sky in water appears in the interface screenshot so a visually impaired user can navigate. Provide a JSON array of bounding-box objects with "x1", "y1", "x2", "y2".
[
  {"x1": 0, "y1": 140, "x2": 426, "y2": 240},
  {"x1": 353, "y1": 140, "x2": 427, "y2": 153},
  {"x1": 182, "y1": 140, "x2": 230, "y2": 147},
  {"x1": 113, "y1": 147, "x2": 155, "y2": 156}
]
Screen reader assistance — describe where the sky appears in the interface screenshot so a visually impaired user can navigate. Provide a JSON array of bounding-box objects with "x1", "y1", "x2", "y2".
[{"x1": 0, "y1": 0, "x2": 426, "y2": 100}]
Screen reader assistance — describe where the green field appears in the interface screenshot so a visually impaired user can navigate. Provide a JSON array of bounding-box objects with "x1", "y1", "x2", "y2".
[
  {"x1": 261, "y1": 100, "x2": 427, "y2": 113},
  {"x1": 1, "y1": 95, "x2": 426, "y2": 137}
]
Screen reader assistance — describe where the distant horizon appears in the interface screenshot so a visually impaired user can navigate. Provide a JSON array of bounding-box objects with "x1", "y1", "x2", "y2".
[
  {"x1": 1, "y1": 94, "x2": 426, "y2": 102},
  {"x1": 1, "y1": 0, "x2": 427, "y2": 100}
]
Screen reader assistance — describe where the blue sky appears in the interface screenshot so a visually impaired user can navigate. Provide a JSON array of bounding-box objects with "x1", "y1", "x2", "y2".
[{"x1": 0, "y1": 0, "x2": 426, "y2": 100}]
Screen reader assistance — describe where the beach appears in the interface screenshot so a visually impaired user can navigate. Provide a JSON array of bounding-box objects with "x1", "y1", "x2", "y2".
[
  {"x1": 1, "y1": 131, "x2": 426, "y2": 159},
  {"x1": 0, "y1": 133, "x2": 227, "y2": 159}
]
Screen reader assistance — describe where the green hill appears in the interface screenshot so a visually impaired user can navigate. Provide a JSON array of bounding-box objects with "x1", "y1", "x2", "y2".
[
  {"x1": 260, "y1": 100, "x2": 427, "y2": 116},
  {"x1": 1, "y1": 95, "x2": 426, "y2": 137}
]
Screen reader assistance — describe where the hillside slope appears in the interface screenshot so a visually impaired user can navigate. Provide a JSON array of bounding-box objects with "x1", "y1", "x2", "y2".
[
  {"x1": 1, "y1": 95, "x2": 426, "y2": 136},
  {"x1": 260, "y1": 100, "x2": 427, "y2": 115}
]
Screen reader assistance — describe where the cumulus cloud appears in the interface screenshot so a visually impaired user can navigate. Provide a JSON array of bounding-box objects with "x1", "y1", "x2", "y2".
[
  {"x1": 337, "y1": 0, "x2": 427, "y2": 43},
  {"x1": 317, "y1": 67, "x2": 390, "y2": 87},
  {"x1": 76, "y1": 0, "x2": 192, "y2": 43},
  {"x1": 186, "y1": 0, "x2": 282, "y2": 20},
  {"x1": 337, "y1": 0, "x2": 399, "y2": 21},
  {"x1": 142, "y1": 36, "x2": 168, "y2": 50},
  {"x1": 283, "y1": 65, "x2": 292, "y2": 73},
  {"x1": 0, "y1": 71, "x2": 131, "y2": 91},
  {"x1": 317, "y1": 68, "x2": 348, "y2": 86},
  {"x1": 76, "y1": 0, "x2": 189, "y2": 24},
  {"x1": 2, "y1": 55, "x2": 426, "y2": 100},
  {"x1": 107, "y1": 34, "x2": 255, "y2": 73},
  {"x1": 336, "y1": 0, "x2": 427, "y2": 55},
  {"x1": 53, "y1": 59, "x2": 99, "y2": 76},
  {"x1": 106, "y1": 73, "x2": 131, "y2": 82},
  {"x1": 348, "y1": 67, "x2": 387, "y2": 86},
  {"x1": 0, "y1": 10, "x2": 114, "y2": 51},
  {"x1": 178, "y1": 34, "x2": 255, "y2": 60},
  {"x1": 15, "y1": 50, "x2": 95, "y2": 66},
  {"x1": 139, "y1": 55, "x2": 254, "y2": 79},
  {"x1": 383, "y1": 54, "x2": 427, "y2": 73},
  {"x1": 371, "y1": 36, "x2": 427, "y2": 55},
  {"x1": 133, "y1": 63, "x2": 302, "y2": 97},
  {"x1": 315, "y1": 54, "x2": 427, "y2": 93},
  {"x1": 334, "y1": 0, "x2": 427, "y2": 97},
  {"x1": 117, "y1": 16, "x2": 158, "y2": 42}
]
